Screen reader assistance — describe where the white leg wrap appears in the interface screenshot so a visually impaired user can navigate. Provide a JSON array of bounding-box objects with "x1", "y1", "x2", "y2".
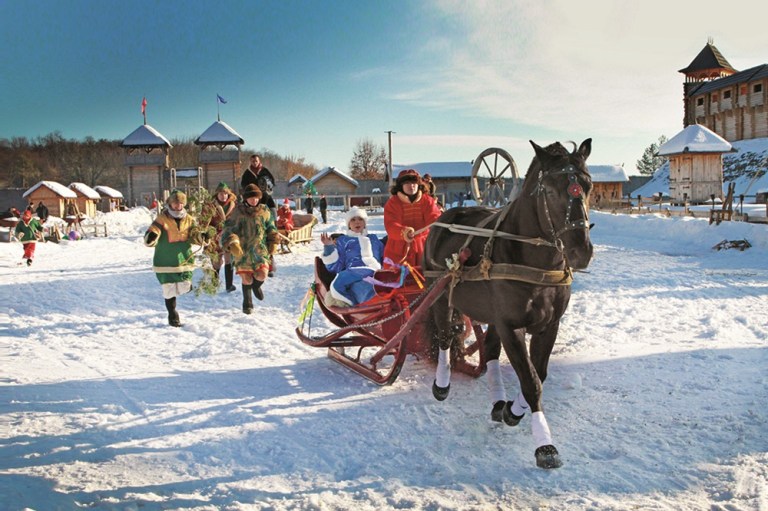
[
  {"x1": 511, "y1": 392, "x2": 529, "y2": 417},
  {"x1": 531, "y1": 411, "x2": 553, "y2": 448},
  {"x1": 435, "y1": 348, "x2": 451, "y2": 388},
  {"x1": 486, "y1": 360, "x2": 506, "y2": 403}
]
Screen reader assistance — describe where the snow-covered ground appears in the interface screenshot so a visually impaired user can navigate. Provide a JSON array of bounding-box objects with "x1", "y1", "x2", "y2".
[{"x1": 1, "y1": 206, "x2": 766, "y2": 511}]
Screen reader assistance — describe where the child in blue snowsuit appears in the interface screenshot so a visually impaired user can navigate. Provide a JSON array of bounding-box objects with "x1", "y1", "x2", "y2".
[{"x1": 320, "y1": 207, "x2": 384, "y2": 306}]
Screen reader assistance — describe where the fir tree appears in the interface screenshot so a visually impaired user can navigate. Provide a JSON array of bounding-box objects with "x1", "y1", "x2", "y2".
[{"x1": 636, "y1": 135, "x2": 668, "y2": 175}]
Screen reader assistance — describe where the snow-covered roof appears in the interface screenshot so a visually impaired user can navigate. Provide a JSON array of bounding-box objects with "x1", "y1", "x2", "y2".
[
  {"x1": 93, "y1": 185, "x2": 124, "y2": 199},
  {"x1": 311, "y1": 166, "x2": 359, "y2": 187},
  {"x1": 23, "y1": 180, "x2": 78, "y2": 199},
  {"x1": 588, "y1": 165, "x2": 629, "y2": 183},
  {"x1": 194, "y1": 120, "x2": 244, "y2": 145},
  {"x1": 393, "y1": 162, "x2": 472, "y2": 179},
  {"x1": 288, "y1": 174, "x2": 308, "y2": 184},
  {"x1": 121, "y1": 124, "x2": 172, "y2": 148},
  {"x1": 69, "y1": 182, "x2": 101, "y2": 200},
  {"x1": 658, "y1": 124, "x2": 733, "y2": 156}
]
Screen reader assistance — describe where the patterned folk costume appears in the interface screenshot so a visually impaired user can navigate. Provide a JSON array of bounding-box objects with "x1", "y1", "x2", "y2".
[{"x1": 221, "y1": 184, "x2": 278, "y2": 313}]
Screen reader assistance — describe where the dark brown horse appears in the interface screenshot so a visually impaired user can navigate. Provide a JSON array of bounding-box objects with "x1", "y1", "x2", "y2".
[{"x1": 423, "y1": 139, "x2": 593, "y2": 469}]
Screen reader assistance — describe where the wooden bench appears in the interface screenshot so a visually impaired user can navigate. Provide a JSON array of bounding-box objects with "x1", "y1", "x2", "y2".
[
  {"x1": 81, "y1": 223, "x2": 108, "y2": 237},
  {"x1": 278, "y1": 213, "x2": 317, "y2": 253}
]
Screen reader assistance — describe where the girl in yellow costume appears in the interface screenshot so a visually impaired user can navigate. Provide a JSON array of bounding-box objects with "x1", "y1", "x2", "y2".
[{"x1": 144, "y1": 190, "x2": 200, "y2": 327}]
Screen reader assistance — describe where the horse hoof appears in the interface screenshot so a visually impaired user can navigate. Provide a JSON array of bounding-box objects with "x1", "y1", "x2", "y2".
[
  {"x1": 535, "y1": 445, "x2": 562, "y2": 469},
  {"x1": 432, "y1": 380, "x2": 450, "y2": 401},
  {"x1": 491, "y1": 401, "x2": 521, "y2": 425},
  {"x1": 503, "y1": 401, "x2": 524, "y2": 426}
]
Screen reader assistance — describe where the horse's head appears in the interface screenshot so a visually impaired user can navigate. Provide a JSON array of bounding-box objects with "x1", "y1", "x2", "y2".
[{"x1": 526, "y1": 138, "x2": 593, "y2": 270}]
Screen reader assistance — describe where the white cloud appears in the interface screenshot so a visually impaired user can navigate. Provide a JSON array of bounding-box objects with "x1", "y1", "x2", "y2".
[{"x1": 384, "y1": 0, "x2": 766, "y2": 164}]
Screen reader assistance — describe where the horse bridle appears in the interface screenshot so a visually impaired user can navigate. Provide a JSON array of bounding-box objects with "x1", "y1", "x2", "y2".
[{"x1": 534, "y1": 163, "x2": 591, "y2": 250}]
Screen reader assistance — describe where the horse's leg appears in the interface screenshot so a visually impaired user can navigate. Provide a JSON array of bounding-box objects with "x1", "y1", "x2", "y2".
[
  {"x1": 485, "y1": 326, "x2": 519, "y2": 426},
  {"x1": 430, "y1": 294, "x2": 455, "y2": 401},
  {"x1": 500, "y1": 323, "x2": 562, "y2": 469}
]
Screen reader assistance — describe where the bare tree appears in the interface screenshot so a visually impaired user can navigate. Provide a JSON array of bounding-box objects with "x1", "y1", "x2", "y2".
[{"x1": 349, "y1": 138, "x2": 386, "y2": 180}]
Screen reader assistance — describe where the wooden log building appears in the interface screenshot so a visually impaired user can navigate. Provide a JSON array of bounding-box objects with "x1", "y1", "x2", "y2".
[
  {"x1": 681, "y1": 39, "x2": 768, "y2": 142},
  {"x1": 658, "y1": 124, "x2": 732, "y2": 204}
]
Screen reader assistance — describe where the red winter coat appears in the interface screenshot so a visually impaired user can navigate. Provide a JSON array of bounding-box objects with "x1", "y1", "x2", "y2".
[
  {"x1": 277, "y1": 206, "x2": 294, "y2": 231},
  {"x1": 383, "y1": 191, "x2": 441, "y2": 268}
]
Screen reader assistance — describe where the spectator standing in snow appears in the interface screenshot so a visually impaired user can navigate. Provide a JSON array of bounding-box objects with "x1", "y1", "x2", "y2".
[
  {"x1": 35, "y1": 201, "x2": 49, "y2": 224},
  {"x1": 304, "y1": 193, "x2": 314, "y2": 215},
  {"x1": 144, "y1": 190, "x2": 202, "y2": 327},
  {"x1": 319, "y1": 195, "x2": 328, "y2": 224},
  {"x1": 320, "y1": 207, "x2": 383, "y2": 307},
  {"x1": 14, "y1": 209, "x2": 43, "y2": 266},
  {"x1": 222, "y1": 184, "x2": 278, "y2": 314}
]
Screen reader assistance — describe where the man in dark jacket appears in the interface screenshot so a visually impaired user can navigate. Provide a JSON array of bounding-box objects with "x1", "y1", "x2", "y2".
[
  {"x1": 319, "y1": 195, "x2": 328, "y2": 224},
  {"x1": 304, "y1": 193, "x2": 314, "y2": 215},
  {"x1": 241, "y1": 154, "x2": 276, "y2": 219},
  {"x1": 35, "y1": 202, "x2": 49, "y2": 223}
]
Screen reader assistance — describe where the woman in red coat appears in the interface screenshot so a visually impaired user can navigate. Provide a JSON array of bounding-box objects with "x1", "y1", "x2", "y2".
[{"x1": 383, "y1": 169, "x2": 442, "y2": 269}]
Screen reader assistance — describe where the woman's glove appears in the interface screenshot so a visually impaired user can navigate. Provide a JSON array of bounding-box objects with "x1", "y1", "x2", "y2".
[{"x1": 224, "y1": 233, "x2": 243, "y2": 258}]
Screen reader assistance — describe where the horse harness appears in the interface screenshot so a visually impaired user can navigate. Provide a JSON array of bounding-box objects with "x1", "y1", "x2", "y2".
[{"x1": 423, "y1": 163, "x2": 590, "y2": 317}]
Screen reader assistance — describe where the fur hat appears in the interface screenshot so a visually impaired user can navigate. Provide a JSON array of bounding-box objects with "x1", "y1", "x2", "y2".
[
  {"x1": 243, "y1": 184, "x2": 262, "y2": 200},
  {"x1": 396, "y1": 169, "x2": 421, "y2": 186},
  {"x1": 22, "y1": 209, "x2": 32, "y2": 222},
  {"x1": 282, "y1": 198, "x2": 290, "y2": 207},
  {"x1": 345, "y1": 207, "x2": 368, "y2": 226},
  {"x1": 167, "y1": 189, "x2": 187, "y2": 206},
  {"x1": 215, "y1": 182, "x2": 230, "y2": 193}
]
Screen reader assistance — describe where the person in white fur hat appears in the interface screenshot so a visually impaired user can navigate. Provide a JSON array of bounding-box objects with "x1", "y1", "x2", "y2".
[{"x1": 319, "y1": 207, "x2": 384, "y2": 307}]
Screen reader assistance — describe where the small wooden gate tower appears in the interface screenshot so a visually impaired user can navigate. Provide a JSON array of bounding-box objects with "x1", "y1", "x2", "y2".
[
  {"x1": 121, "y1": 124, "x2": 173, "y2": 207},
  {"x1": 195, "y1": 120, "x2": 244, "y2": 193}
]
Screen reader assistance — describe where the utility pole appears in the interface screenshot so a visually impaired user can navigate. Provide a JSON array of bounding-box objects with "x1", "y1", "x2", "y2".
[{"x1": 385, "y1": 130, "x2": 395, "y2": 188}]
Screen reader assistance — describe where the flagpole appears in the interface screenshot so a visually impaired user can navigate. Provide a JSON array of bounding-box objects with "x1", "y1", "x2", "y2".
[{"x1": 217, "y1": 95, "x2": 221, "y2": 122}]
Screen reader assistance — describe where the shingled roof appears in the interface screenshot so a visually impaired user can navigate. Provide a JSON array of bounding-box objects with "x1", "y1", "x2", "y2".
[
  {"x1": 686, "y1": 64, "x2": 768, "y2": 96},
  {"x1": 679, "y1": 42, "x2": 737, "y2": 75}
]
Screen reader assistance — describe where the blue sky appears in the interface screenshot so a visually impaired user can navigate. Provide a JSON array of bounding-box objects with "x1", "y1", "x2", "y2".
[{"x1": 1, "y1": 0, "x2": 765, "y2": 175}]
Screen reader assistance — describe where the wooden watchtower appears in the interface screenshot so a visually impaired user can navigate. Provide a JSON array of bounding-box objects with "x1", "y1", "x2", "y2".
[
  {"x1": 194, "y1": 120, "x2": 244, "y2": 193},
  {"x1": 120, "y1": 124, "x2": 173, "y2": 207},
  {"x1": 658, "y1": 124, "x2": 732, "y2": 204}
]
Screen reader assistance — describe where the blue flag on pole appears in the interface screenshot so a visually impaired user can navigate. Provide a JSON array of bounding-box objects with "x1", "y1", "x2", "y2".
[{"x1": 217, "y1": 94, "x2": 227, "y2": 104}]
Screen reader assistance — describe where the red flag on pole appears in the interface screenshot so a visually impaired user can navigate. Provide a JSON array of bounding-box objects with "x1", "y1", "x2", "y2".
[{"x1": 141, "y1": 97, "x2": 147, "y2": 115}]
